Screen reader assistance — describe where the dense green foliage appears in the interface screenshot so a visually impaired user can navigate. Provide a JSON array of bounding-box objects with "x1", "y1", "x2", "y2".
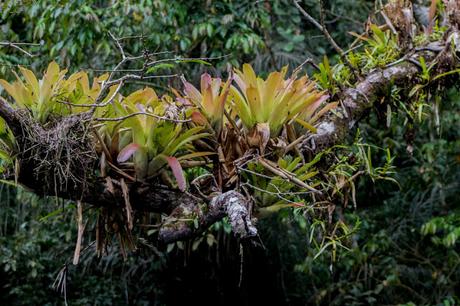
[
  {"x1": 263, "y1": 89, "x2": 460, "y2": 305},
  {"x1": 0, "y1": 0, "x2": 369, "y2": 75},
  {"x1": 0, "y1": 0, "x2": 459, "y2": 305}
]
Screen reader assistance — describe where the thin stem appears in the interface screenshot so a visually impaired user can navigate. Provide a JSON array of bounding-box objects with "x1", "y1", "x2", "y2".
[
  {"x1": 293, "y1": 0, "x2": 359, "y2": 78},
  {"x1": 93, "y1": 111, "x2": 191, "y2": 123},
  {"x1": 0, "y1": 41, "x2": 37, "y2": 57}
]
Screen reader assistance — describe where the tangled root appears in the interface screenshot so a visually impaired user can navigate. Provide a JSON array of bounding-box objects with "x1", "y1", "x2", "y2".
[{"x1": 17, "y1": 111, "x2": 97, "y2": 196}]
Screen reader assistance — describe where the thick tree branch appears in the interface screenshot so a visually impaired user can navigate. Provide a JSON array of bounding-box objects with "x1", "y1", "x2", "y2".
[
  {"x1": 308, "y1": 58, "x2": 422, "y2": 151},
  {"x1": 159, "y1": 191, "x2": 257, "y2": 243},
  {"x1": 0, "y1": 96, "x2": 23, "y2": 136},
  {"x1": 0, "y1": 3, "x2": 459, "y2": 244},
  {"x1": 310, "y1": 45, "x2": 457, "y2": 152}
]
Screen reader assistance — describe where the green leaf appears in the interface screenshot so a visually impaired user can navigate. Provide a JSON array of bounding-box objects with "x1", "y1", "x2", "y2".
[
  {"x1": 146, "y1": 63, "x2": 176, "y2": 74},
  {"x1": 433, "y1": 68, "x2": 460, "y2": 81},
  {"x1": 176, "y1": 58, "x2": 212, "y2": 66},
  {"x1": 39, "y1": 207, "x2": 69, "y2": 222}
]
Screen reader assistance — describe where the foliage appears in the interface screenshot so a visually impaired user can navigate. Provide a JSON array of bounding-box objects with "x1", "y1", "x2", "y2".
[
  {"x1": 181, "y1": 73, "x2": 232, "y2": 135},
  {"x1": 0, "y1": 60, "x2": 334, "y2": 190},
  {"x1": 0, "y1": 187, "x2": 166, "y2": 305},
  {"x1": 258, "y1": 88, "x2": 460, "y2": 305},
  {"x1": 242, "y1": 155, "x2": 321, "y2": 211},
  {"x1": 104, "y1": 88, "x2": 208, "y2": 181},
  {"x1": 315, "y1": 24, "x2": 401, "y2": 93},
  {"x1": 230, "y1": 63, "x2": 329, "y2": 136},
  {"x1": 422, "y1": 214, "x2": 460, "y2": 248},
  {"x1": 0, "y1": 0, "x2": 370, "y2": 79},
  {"x1": 349, "y1": 24, "x2": 400, "y2": 72},
  {"x1": 0, "y1": 0, "x2": 459, "y2": 305},
  {"x1": 0, "y1": 63, "x2": 211, "y2": 186},
  {"x1": 0, "y1": 62, "x2": 109, "y2": 123}
]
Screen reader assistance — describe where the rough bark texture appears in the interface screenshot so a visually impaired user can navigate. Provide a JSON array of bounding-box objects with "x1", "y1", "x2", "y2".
[
  {"x1": 159, "y1": 191, "x2": 257, "y2": 243},
  {"x1": 308, "y1": 43, "x2": 445, "y2": 152}
]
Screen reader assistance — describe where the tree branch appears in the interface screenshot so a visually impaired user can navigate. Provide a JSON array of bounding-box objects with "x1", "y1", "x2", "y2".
[
  {"x1": 307, "y1": 41, "x2": 449, "y2": 152},
  {"x1": 159, "y1": 191, "x2": 257, "y2": 243},
  {"x1": 0, "y1": 4, "x2": 459, "y2": 245},
  {"x1": 0, "y1": 96, "x2": 25, "y2": 135}
]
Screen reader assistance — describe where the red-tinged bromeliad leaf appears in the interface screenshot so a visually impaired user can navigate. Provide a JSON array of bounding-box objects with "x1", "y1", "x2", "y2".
[
  {"x1": 165, "y1": 156, "x2": 186, "y2": 192},
  {"x1": 117, "y1": 143, "x2": 141, "y2": 163}
]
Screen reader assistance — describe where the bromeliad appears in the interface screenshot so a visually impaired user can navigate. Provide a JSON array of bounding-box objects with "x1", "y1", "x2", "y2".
[
  {"x1": 99, "y1": 88, "x2": 209, "y2": 188},
  {"x1": 230, "y1": 63, "x2": 330, "y2": 149},
  {"x1": 179, "y1": 73, "x2": 232, "y2": 136},
  {"x1": 0, "y1": 62, "x2": 119, "y2": 123}
]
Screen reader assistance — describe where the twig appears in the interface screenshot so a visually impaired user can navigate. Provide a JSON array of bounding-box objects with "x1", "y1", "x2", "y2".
[
  {"x1": 109, "y1": 31, "x2": 126, "y2": 59},
  {"x1": 0, "y1": 41, "x2": 39, "y2": 57},
  {"x1": 91, "y1": 32, "x2": 229, "y2": 108},
  {"x1": 380, "y1": 10, "x2": 398, "y2": 35},
  {"x1": 325, "y1": 10, "x2": 366, "y2": 27},
  {"x1": 258, "y1": 157, "x2": 321, "y2": 194},
  {"x1": 92, "y1": 32, "x2": 144, "y2": 104},
  {"x1": 284, "y1": 134, "x2": 311, "y2": 153},
  {"x1": 241, "y1": 182, "x2": 298, "y2": 205},
  {"x1": 93, "y1": 111, "x2": 191, "y2": 123},
  {"x1": 57, "y1": 80, "x2": 123, "y2": 108},
  {"x1": 104, "y1": 73, "x2": 178, "y2": 87},
  {"x1": 145, "y1": 54, "x2": 230, "y2": 67},
  {"x1": 343, "y1": 43, "x2": 364, "y2": 55},
  {"x1": 121, "y1": 178, "x2": 134, "y2": 230},
  {"x1": 293, "y1": 58, "x2": 320, "y2": 73},
  {"x1": 293, "y1": 0, "x2": 359, "y2": 77},
  {"x1": 106, "y1": 160, "x2": 136, "y2": 182}
]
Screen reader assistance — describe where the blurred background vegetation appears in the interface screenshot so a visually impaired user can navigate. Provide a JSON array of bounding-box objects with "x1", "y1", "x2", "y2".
[{"x1": 0, "y1": 0, "x2": 459, "y2": 305}]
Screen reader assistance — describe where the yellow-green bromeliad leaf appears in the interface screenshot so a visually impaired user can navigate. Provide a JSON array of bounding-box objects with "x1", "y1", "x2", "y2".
[{"x1": 230, "y1": 63, "x2": 330, "y2": 136}]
